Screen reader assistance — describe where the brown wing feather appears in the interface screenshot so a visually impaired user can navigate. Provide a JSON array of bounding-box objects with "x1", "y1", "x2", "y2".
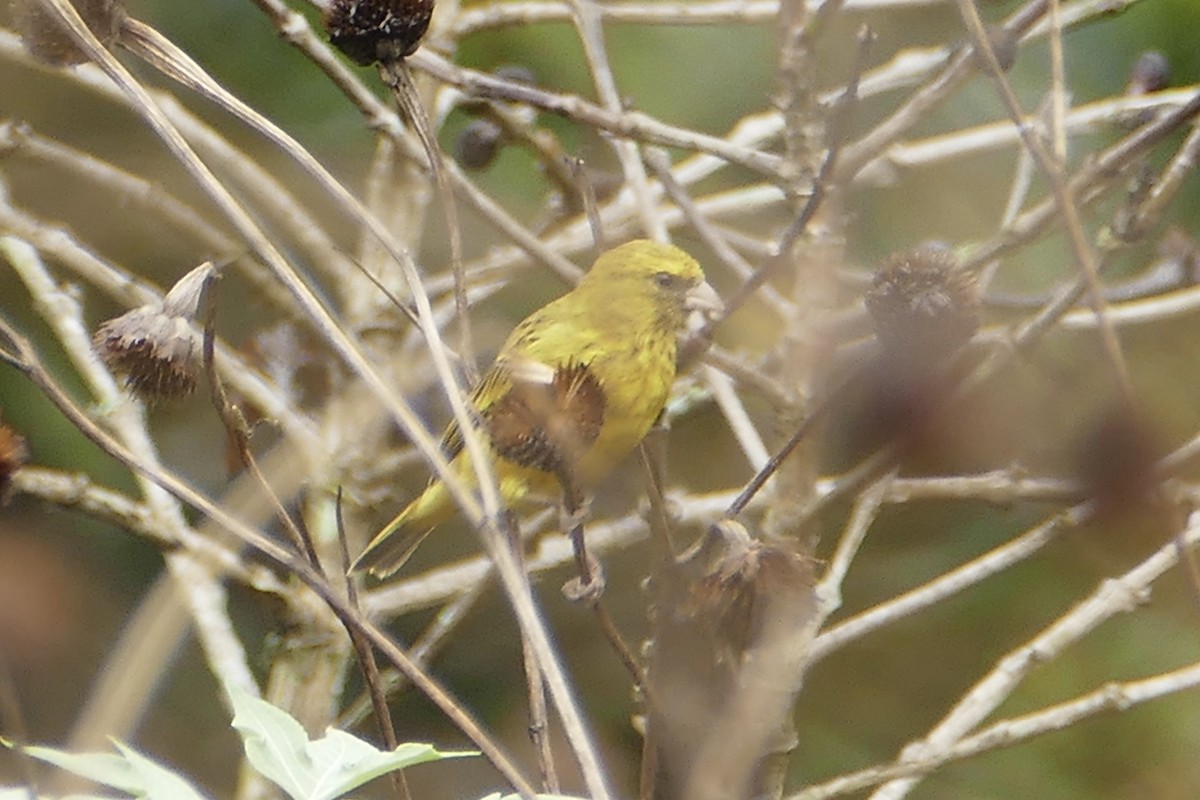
[
  {"x1": 440, "y1": 361, "x2": 606, "y2": 480},
  {"x1": 487, "y1": 362, "x2": 606, "y2": 477},
  {"x1": 438, "y1": 364, "x2": 511, "y2": 462}
]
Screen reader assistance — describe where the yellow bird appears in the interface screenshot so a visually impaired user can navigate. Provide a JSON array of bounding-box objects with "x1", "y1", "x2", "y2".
[{"x1": 353, "y1": 239, "x2": 722, "y2": 577}]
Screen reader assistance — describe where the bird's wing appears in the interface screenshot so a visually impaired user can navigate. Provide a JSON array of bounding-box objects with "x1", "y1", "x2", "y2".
[
  {"x1": 438, "y1": 361, "x2": 513, "y2": 463},
  {"x1": 485, "y1": 360, "x2": 605, "y2": 476},
  {"x1": 440, "y1": 354, "x2": 606, "y2": 481}
]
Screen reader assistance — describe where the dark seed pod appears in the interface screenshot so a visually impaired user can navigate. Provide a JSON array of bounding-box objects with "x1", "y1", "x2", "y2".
[
  {"x1": 11, "y1": 0, "x2": 125, "y2": 66},
  {"x1": 324, "y1": 0, "x2": 433, "y2": 66},
  {"x1": 1074, "y1": 407, "x2": 1162, "y2": 514},
  {"x1": 866, "y1": 244, "x2": 979, "y2": 367},
  {"x1": 1127, "y1": 51, "x2": 1169, "y2": 96},
  {"x1": 0, "y1": 419, "x2": 28, "y2": 502},
  {"x1": 455, "y1": 118, "x2": 504, "y2": 170},
  {"x1": 93, "y1": 262, "x2": 214, "y2": 402}
]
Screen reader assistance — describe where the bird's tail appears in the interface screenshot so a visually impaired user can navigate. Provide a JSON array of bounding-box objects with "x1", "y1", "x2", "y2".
[
  {"x1": 350, "y1": 482, "x2": 452, "y2": 577},
  {"x1": 350, "y1": 518, "x2": 434, "y2": 578}
]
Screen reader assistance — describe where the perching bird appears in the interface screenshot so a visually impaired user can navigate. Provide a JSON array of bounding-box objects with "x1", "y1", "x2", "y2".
[{"x1": 352, "y1": 239, "x2": 722, "y2": 577}]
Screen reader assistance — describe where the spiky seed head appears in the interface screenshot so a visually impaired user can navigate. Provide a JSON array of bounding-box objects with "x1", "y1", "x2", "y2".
[
  {"x1": 93, "y1": 262, "x2": 214, "y2": 402},
  {"x1": 866, "y1": 244, "x2": 979, "y2": 368},
  {"x1": 324, "y1": 0, "x2": 433, "y2": 66}
]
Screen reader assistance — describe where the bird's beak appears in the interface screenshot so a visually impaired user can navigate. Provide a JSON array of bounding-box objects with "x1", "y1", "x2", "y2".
[{"x1": 685, "y1": 280, "x2": 723, "y2": 317}]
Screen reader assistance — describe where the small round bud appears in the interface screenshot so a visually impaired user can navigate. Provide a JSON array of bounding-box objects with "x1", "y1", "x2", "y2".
[
  {"x1": 1127, "y1": 51, "x2": 1169, "y2": 96},
  {"x1": 865, "y1": 244, "x2": 980, "y2": 367},
  {"x1": 93, "y1": 262, "x2": 214, "y2": 402},
  {"x1": 324, "y1": 0, "x2": 433, "y2": 66},
  {"x1": 0, "y1": 419, "x2": 28, "y2": 502},
  {"x1": 455, "y1": 118, "x2": 504, "y2": 170}
]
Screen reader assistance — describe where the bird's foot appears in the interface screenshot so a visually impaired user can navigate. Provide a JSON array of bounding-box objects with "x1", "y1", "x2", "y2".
[{"x1": 562, "y1": 552, "x2": 606, "y2": 605}]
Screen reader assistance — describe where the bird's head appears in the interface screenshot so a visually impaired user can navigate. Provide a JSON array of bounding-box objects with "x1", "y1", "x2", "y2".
[{"x1": 582, "y1": 240, "x2": 723, "y2": 332}]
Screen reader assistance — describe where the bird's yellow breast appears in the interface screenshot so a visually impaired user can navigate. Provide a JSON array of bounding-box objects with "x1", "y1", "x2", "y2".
[{"x1": 574, "y1": 329, "x2": 675, "y2": 484}]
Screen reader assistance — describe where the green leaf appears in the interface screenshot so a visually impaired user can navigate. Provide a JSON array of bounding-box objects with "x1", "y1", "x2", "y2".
[
  {"x1": 227, "y1": 683, "x2": 475, "y2": 800},
  {"x1": 17, "y1": 747, "x2": 138, "y2": 795},
  {"x1": 1, "y1": 740, "x2": 209, "y2": 800},
  {"x1": 112, "y1": 743, "x2": 210, "y2": 800}
]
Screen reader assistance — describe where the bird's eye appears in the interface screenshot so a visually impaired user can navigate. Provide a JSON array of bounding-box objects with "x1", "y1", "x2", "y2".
[{"x1": 653, "y1": 272, "x2": 674, "y2": 289}]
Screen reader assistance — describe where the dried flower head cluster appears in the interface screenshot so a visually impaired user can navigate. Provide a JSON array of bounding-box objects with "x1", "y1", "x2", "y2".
[
  {"x1": 865, "y1": 244, "x2": 980, "y2": 369},
  {"x1": 0, "y1": 419, "x2": 28, "y2": 502},
  {"x1": 1074, "y1": 407, "x2": 1162, "y2": 513},
  {"x1": 93, "y1": 263, "x2": 214, "y2": 402},
  {"x1": 324, "y1": 0, "x2": 433, "y2": 66},
  {"x1": 11, "y1": 0, "x2": 125, "y2": 66},
  {"x1": 645, "y1": 519, "x2": 814, "y2": 796}
]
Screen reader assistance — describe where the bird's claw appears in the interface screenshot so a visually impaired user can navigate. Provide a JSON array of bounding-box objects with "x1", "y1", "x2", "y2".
[{"x1": 562, "y1": 553, "x2": 605, "y2": 605}]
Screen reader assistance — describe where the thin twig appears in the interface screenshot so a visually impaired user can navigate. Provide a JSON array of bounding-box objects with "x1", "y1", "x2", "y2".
[
  {"x1": 412, "y1": 49, "x2": 784, "y2": 179},
  {"x1": 571, "y1": 157, "x2": 608, "y2": 253},
  {"x1": 379, "y1": 60, "x2": 477, "y2": 384},
  {"x1": 201, "y1": 272, "x2": 322, "y2": 568},
  {"x1": 0, "y1": 316, "x2": 539, "y2": 797},
  {"x1": 835, "y1": 0, "x2": 1050, "y2": 181},
  {"x1": 865, "y1": 507, "x2": 1200, "y2": 800},
  {"x1": 337, "y1": 581, "x2": 490, "y2": 728},
  {"x1": 711, "y1": 23, "x2": 872, "y2": 330},
  {"x1": 954, "y1": 0, "x2": 1136, "y2": 411},
  {"x1": 509, "y1": 514, "x2": 561, "y2": 795},
  {"x1": 334, "y1": 488, "x2": 409, "y2": 800},
  {"x1": 452, "y1": 0, "x2": 948, "y2": 35},
  {"x1": 725, "y1": 365, "x2": 862, "y2": 517},
  {"x1": 565, "y1": 0, "x2": 665, "y2": 240},
  {"x1": 793, "y1": 658, "x2": 1200, "y2": 799}
]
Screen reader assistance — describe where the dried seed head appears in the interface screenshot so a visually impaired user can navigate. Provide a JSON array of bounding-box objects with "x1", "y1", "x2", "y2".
[
  {"x1": 1127, "y1": 51, "x2": 1169, "y2": 96},
  {"x1": 866, "y1": 244, "x2": 980, "y2": 367},
  {"x1": 644, "y1": 519, "x2": 813, "y2": 795},
  {"x1": 11, "y1": 0, "x2": 125, "y2": 66},
  {"x1": 93, "y1": 262, "x2": 214, "y2": 402},
  {"x1": 0, "y1": 419, "x2": 28, "y2": 502},
  {"x1": 324, "y1": 0, "x2": 433, "y2": 66},
  {"x1": 1074, "y1": 407, "x2": 1161, "y2": 513},
  {"x1": 94, "y1": 311, "x2": 199, "y2": 400},
  {"x1": 455, "y1": 118, "x2": 504, "y2": 170}
]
